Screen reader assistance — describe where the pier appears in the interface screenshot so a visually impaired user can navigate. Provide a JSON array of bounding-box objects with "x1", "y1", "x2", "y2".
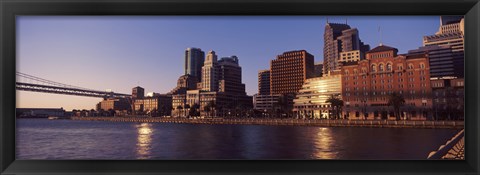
[{"x1": 71, "y1": 117, "x2": 464, "y2": 129}]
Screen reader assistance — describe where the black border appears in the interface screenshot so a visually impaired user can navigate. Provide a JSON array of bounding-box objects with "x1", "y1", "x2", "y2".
[{"x1": 1, "y1": 0, "x2": 479, "y2": 174}]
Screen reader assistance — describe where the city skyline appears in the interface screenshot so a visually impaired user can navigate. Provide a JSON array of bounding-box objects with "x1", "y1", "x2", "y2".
[{"x1": 17, "y1": 16, "x2": 439, "y2": 110}]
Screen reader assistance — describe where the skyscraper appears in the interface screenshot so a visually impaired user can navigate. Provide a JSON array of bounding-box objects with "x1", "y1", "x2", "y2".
[
  {"x1": 323, "y1": 23, "x2": 369, "y2": 75},
  {"x1": 258, "y1": 70, "x2": 271, "y2": 95},
  {"x1": 218, "y1": 56, "x2": 246, "y2": 95},
  {"x1": 270, "y1": 50, "x2": 314, "y2": 95},
  {"x1": 184, "y1": 47, "x2": 205, "y2": 82},
  {"x1": 422, "y1": 16, "x2": 464, "y2": 78},
  {"x1": 202, "y1": 51, "x2": 219, "y2": 91}
]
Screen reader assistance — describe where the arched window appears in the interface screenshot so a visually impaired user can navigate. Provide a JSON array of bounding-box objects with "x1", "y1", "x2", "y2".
[
  {"x1": 379, "y1": 64, "x2": 384, "y2": 71},
  {"x1": 386, "y1": 63, "x2": 392, "y2": 71},
  {"x1": 408, "y1": 64, "x2": 414, "y2": 69},
  {"x1": 345, "y1": 70, "x2": 349, "y2": 75},
  {"x1": 420, "y1": 63, "x2": 425, "y2": 69},
  {"x1": 354, "y1": 69, "x2": 358, "y2": 74},
  {"x1": 371, "y1": 64, "x2": 377, "y2": 72}
]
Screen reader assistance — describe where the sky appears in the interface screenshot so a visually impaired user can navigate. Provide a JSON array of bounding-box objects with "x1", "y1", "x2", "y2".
[{"x1": 16, "y1": 16, "x2": 440, "y2": 110}]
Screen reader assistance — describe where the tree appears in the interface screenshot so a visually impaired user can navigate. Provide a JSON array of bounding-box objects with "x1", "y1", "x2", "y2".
[
  {"x1": 184, "y1": 104, "x2": 191, "y2": 117},
  {"x1": 204, "y1": 104, "x2": 211, "y2": 117},
  {"x1": 176, "y1": 105, "x2": 183, "y2": 117},
  {"x1": 388, "y1": 92, "x2": 405, "y2": 120},
  {"x1": 325, "y1": 94, "x2": 344, "y2": 119}
]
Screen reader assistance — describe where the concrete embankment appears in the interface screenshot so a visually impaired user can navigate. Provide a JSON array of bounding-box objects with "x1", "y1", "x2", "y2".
[{"x1": 71, "y1": 117, "x2": 463, "y2": 129}]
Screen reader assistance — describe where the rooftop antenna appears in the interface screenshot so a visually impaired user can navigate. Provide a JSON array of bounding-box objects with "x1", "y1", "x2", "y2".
[
  {"x1": 378, "y1": 26, "x2": 383, "y2": 46},
  {"x1": 326, "y1": 16, "x2": 329, "y2": 23},
  {"x1": 345, "y1": 18, "x2": 348, "y2": 24}
]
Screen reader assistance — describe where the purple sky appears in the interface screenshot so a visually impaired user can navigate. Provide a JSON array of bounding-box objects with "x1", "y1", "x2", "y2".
[{"x1": 16, "y1": 16, "x2": 439, "y2": 110}]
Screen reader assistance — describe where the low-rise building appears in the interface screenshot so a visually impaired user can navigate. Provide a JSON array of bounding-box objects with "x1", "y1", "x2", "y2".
[
  {"x1": 431, "y1": 77, "x2": 464, "y2": 120},
  {"x1": 293, "y1": 72, "x2": 342, "y2": 119},
  {"x1": 98, "y1": 98, "x2": 130, "y2": 112},
  {"x1": 134, "y1": 94, "x2": 172, "y2": 116}
]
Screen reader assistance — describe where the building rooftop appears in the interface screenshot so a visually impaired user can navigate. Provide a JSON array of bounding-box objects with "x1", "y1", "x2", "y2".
[{"x1": 366, "y1": 45, "x2": 398, "y2": 53}]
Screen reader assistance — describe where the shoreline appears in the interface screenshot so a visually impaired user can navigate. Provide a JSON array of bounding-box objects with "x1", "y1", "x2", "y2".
[{"x1": 70, "y1": 117, "x2": 464, "y2": 129}]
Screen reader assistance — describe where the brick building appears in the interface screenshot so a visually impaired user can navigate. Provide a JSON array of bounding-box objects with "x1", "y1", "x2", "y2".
[{"x1": 341, "y1": 45, "x2": 432, "y2": 120}]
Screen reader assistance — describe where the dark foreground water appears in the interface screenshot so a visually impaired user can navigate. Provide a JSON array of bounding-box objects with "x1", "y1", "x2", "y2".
[{"x1": 16, "y1": 119, "x2": 459, "y2": 160}]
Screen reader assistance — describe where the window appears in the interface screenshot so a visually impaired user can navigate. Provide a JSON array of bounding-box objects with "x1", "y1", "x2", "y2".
[
  {"x1": 420, "y1": 63, "x2": 425, "y2": 69},
  {"x1": 386, "y1": 63, "x2": 392, "y2": 71},
  {"x1": 371, "y1": 64, "x2": 377, "y2": 72},
  {"x1": 379, "y1": 64, "x2": 384, "y2": 71},
  {"x1": 408, "y1": 64, "x2": 414, "y2": 69}
]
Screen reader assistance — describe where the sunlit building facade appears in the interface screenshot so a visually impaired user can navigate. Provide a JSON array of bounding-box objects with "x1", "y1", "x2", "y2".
[
  {"x1": 293, "y1": 72, "x2": 342, "y2": 119},
  {"x1": 341, "y1": 45, "x2": 432, "y2": 120}
]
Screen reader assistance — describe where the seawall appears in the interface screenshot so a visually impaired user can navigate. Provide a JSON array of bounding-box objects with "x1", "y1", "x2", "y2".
[{"x1": 71, "y1": 117, "x2": 464, "y2": 129}]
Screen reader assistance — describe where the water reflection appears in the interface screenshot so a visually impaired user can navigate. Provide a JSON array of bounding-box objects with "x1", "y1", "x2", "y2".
[
  {"x1": 136, "y1": 123, "x2": 152, "y2": 159},
  {"x1": 312, "y1": 127, "x2": 338, "y2": 159}
]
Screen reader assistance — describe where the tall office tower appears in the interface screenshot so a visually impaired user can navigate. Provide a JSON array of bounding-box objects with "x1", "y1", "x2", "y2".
[
  {"x1": 184, "y1": 47, "x2": 205, "y2": 82},
  {"x1": 218, "y1": 56, "x2": 246, "y2": 95},
  {"x1": 132, "y1": 86, "x2": 145, "y2": 99},
  {"x1": 409, "y1": 45, "x2": 462, "y2": 79},
  {"x1": 258, "y1": 70, "x2": 271, "y2": 95},
  {"x1": 313, "y1": 62, "x2": 323, "y2": 77},
  {"x1": 270, "y1": 50, "x2": 314, "y2": 95},
  {"x1": 423, "y1": 16, "x2": 464, "y2": 78},
  {"x1": 323, "y1": 23, "x2": 369, "y2": 75},
  {"x1": 201, "y1": 51, "x2": 219, "y2": 92}
]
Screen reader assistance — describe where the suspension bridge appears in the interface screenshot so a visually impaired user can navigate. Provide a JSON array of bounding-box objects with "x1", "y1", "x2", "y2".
[{"x1": 16, "y1": 72, "x2": 131, "y2": 98}]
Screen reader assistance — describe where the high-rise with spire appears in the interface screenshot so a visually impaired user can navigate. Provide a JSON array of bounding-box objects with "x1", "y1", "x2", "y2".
[{"x1": 323, "y1": 22, "x2": 369, "y2": 75}]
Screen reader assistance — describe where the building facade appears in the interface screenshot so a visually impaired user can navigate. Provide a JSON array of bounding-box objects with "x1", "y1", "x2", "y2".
[
  {"x1": 201, "y1": 51, "x2": 219, "y2": 91},
  {"x1": 409, "y1": 45, "x2": 462, "y2": 79},
  {"x1": 431, "y1": 78, "x2": 464, "y2": 120},
  {"x1": 270, "y1": 50, "x2": 314, "y2": 95},
  {"x1": 313, "y1": 62, "x2": 323, "y2": 77},
  {"x1": 293, "y1": 72, "x2": 342, "y2": 119},
  {"x1": 423, "y1": 16, "x2": 464, "y2": 78},
  {"x1": 133, "y1": 94, "x2": 172, "y2": 116},
  {"x1": 258, "y1": 70, "x2": 271, "y2": 95},
  {"x1": 132, "y1": 86, "x2": 145, "y2": 99},
  {"x1": 185, "y1": 47, "x2": 205, "y2": 82},
  {"x1": 253, "y1": 94, "x2": 281, "y2": 111},
  {"x1": 341, "y1": 45, "x2": 432, "y2": 120},
  {"x1": 323, "y1": 23, "x2": 369, "y2": 75},
  {"x1": 218, "y1": 56, "x2": 246, "y2": 96},
  {"x1": 99, "y1": 98, "x2": 131, "y2": 111}
]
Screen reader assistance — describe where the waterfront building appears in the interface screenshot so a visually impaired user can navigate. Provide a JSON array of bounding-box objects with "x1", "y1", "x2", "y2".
[
  {"x1": 431, "y1": 78, "x2": 464, "y2": 120},
  {"x1": 408, "y1": 45, "x2": 462, "y2": 79},
  {"x1": 423, "y1": 16, "x2": 464, "y2": 78},
  {"x1": 172, "y1": 94, "x2": 186, "y2": 117},
  {"x1": 253, "y1": 94, "x2": 281, "y2": 111},
  {"x1": 313, "y1": 62, "x2": 323, "y2": 77},
  {"x1": 270, "y1": 50, "x2": 314, "y2": 95},
  {"x1": 341, "y1": 45, "x2": 432, "y2": 120},
  {"x1": 201, "y1": 51, "x2": 219, "y2": 91},
  {"x1": 133, "y1": 94, "x2": 172, "y2": 116},
  {"x1": 132, "y1": 86, "x2": 144, "y2": 99},
  {"x1": 99, "y1": 98, "x2": 131, "y2": 112},
  {"x1": 185, "y1": 47, "x2": 205, "y2": 82},
  {"x1": 293, "y1": 72, "x2": 342, "y2": 119},
  {"x1": 258, "y1": 70, "x2": 271, "y2": 95},
  {"x1": 323, "y1": 23, "x2": 369, "y2": 75}
]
